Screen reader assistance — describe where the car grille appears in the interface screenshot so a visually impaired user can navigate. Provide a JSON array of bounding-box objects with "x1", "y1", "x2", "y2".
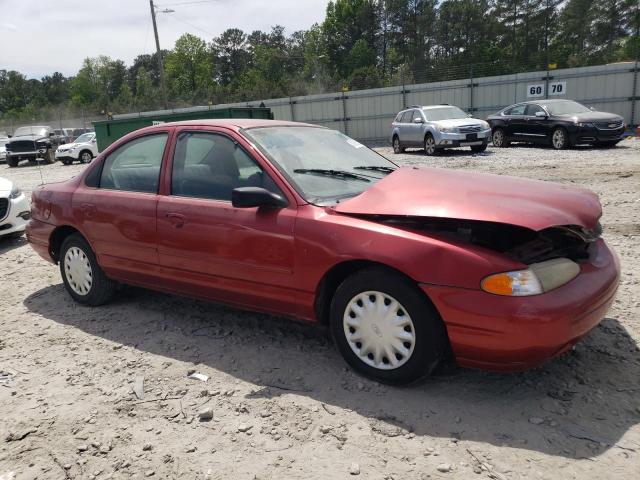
[
  {"x1": 7, "y1": 140, "x2": 36, "y2": 153},
  {"x1": 595, "y1": 120, "x2": 623, "y2": 130},
  {"x1": 458, "y1": 125, "x2": 482, "y2": 133},
  {"x1": 0, "y1": 198, "x2": 8, "y2": 220}
]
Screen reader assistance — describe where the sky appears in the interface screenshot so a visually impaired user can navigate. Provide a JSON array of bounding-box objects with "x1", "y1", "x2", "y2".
[{"x1": 0, "y1": 0, "x2": 330, "y2": 79}]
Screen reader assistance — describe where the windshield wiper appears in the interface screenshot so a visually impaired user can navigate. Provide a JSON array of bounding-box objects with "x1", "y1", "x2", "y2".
[
  {"x1": 353, "y1": 165, "x2": 396, "y2": 173},
  {"x1": 293, "y1": 168, "x2": 371, "y2": 182}
]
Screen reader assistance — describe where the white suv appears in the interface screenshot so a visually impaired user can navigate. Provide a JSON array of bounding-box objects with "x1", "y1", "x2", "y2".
[
  {"x1": 390, "y1": 105, "x2": 491, "y2": 155},
  {"x1": 0, "y1": 177, "x2": 30, "y2": 239},
  {"x1": 55, "y1": 132, "x2": 98, "y2": 165}
]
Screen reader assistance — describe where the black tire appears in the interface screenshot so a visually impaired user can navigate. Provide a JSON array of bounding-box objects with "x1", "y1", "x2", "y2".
[
  {"x1": 62, "y1": 158, "x2": 72, "y2": 166},
  {"x1": 7, "y1": 157, "x2": 19, "y2": 167},
  {"x1": 492, "y1": 128, "x2": 509, "y2": 147},
  {"x1": 43, "y1": 148, "x2": 55, "y2": 164},
  {"x1": 424, "y1": 133, "x2": 438, "y2": 156},
  {"x1": 551, "y1": 127, "x2": 569, "y2": 150},
  {"x1": 329, "y1": 267, "x2": 449, "y2": 385},
  {"x1": 392, "y1": 136, "x2": 404, "y2": 154},
  {"x1": 471, "y1": 143, "x2": 488, "y2": 153},
  {"x1": 79, "y1": 150, "x2": 93, "y2": 163},
  {"x1": 59, "y1": 233, "x2": 116, "y2": 306}
]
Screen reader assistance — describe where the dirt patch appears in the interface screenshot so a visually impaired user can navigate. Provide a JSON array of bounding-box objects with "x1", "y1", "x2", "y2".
[{"x1": 1, "y1": 140, "x2": 639, "y2": 479}]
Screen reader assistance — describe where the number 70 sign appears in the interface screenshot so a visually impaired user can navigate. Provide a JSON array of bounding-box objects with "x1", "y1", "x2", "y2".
[{"x1": 527, "y1": 82, "x2": 567, "y2": 98}]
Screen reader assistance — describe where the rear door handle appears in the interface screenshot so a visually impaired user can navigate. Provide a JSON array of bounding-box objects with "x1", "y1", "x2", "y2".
[{"x1": 166, "y1": 212, "x2": 186, "y2": 228}]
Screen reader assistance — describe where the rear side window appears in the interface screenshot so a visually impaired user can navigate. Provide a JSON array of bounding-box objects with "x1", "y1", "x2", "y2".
[
  {"x1": 505, "y1": 105, "x2": 526, "y2": 115},
  {"x1": 525, "y1": 104, "x2": 545, "y2": 116},
  {"x1": 99, "y1": 134, "x2": 168, "y2": 193}
]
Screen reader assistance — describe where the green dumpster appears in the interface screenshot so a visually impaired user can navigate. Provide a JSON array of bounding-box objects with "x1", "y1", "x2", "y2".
[{"x1": 92, "y1": 106, "x2": 273, "y2": 152}]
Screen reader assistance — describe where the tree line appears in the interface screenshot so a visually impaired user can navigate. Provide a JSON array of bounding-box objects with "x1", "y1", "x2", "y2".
[{"x1": 1, "y1": 0, "x2": 638, "y2": 123}]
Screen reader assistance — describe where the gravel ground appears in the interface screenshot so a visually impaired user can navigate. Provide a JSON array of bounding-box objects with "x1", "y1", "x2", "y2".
[{"x1": 1, "y1": 139, "x2": 639, "y2": 480}]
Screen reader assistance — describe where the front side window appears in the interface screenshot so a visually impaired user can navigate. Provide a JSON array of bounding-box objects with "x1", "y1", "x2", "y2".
[
  {"x1": 99, "y1": 133, "x2": 168, "y2": 193},
  {"x1": 400, "y1": 111, "x2": 413, "y2": 123},
  {"x1": 171, "y1": 132, "x2": 281, "y2": 201},
  {"x1": 411, "y1": 110, "x2": 424, "y2": 122},
  {"x1": 244, "y1": 126, "x2": 397, "y2": 205}
]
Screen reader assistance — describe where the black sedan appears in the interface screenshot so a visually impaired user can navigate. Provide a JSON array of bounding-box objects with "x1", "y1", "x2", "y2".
[{"x1": 487, "y1": 99, "x2": 625, "y2": 150}]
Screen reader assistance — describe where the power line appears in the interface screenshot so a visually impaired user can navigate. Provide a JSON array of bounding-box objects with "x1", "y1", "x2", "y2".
[{"x1": 169, "y1": 12, "x2": 217, "y2": 37}]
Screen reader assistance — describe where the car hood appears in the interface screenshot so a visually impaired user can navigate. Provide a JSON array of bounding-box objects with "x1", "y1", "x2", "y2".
[
  {"x1": 58, "y1": 141, "x2": 82, "y2": 149},
  {"x1": 431, "y1": 118, "x2": 486, "y2": 128},
  {"x1": 561, "y1": 111, "x2": 624, "y2": 123},
  {"x1": 0, "y1": 177, "x2": 13, "y2": 195},
  {"x1": 334, "y1": 167, "x2": 601, "y2": 231},
  {"x1": 8, "y1": 134, "x2": 46, "y2": 142}
]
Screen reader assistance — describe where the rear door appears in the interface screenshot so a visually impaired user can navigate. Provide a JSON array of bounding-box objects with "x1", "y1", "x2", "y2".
[
  {"x1": 155, "y1": 127, "x2": 298, "y2": 315},
  {"x1": 503, "y1": 104, "x2": 527, "y2": 139},
  {"x1": 73, "y1": 131, "x2": 171, "y2": 281}
]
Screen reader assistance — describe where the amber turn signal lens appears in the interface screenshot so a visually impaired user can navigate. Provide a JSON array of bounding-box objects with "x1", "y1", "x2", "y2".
[{"x1": 481, "y1": 269, "x2": 543, "y2": 296}]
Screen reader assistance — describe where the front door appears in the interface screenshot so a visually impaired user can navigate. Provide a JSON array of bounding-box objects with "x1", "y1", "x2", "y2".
[
  {"x1": 504, "y1": 104, "x2": 527, "y2": 139},
  {"x1": 73, "y1": 131, "x2": 170, "y2": 281},
  {"x1": 155, "y1": 129, "x2": 298, "y2": 315},
  {"x1": 524, "y1": 104, "x2": 549, "y2": 141}
]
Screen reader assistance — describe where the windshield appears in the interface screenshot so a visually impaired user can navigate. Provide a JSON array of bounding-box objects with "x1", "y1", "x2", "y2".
[
  {"x1": 423, "y1": 106, "x2": 468, "y2": 121},
  {"x1": 243, "y1": 126, "x2": 397, "y2": 205},
  {"x1": 544, "y1": 101, "x2": 591, "y2": 115},
  {"x1": 14, "y1": 126, "x2": 49, "y2": 137},
  {"x1": 75, "y1": 133, "x2": 94, "y2": 143}
]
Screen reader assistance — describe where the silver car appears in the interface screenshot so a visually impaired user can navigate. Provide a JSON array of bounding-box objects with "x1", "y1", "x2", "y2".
[{"x1": 390, "y1": 105, "x2": 491, "y2": 155}]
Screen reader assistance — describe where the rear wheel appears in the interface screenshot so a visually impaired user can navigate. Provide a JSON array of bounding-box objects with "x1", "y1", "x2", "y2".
[
  {"x1": 330, "y1": 267, "x2": 448, "y2": 385},
  {"x1": 424, "y1": 134, "x2": 437, "y2": 156},
  {"x1": 492, "y1": 128, "x2": 509, "y2": 147},
  {"x1": 60, "y1": 233, "x2": 116, "y2": 306},
  {"x1": 471, "y1": 143, "x2": 488, "y2": 153},
  {"x1": 551, "y1": 127, "x2": 569, "y2": 150},
  {"x1": 392, "y1": 136, "x2": 404, "y2": 154}
]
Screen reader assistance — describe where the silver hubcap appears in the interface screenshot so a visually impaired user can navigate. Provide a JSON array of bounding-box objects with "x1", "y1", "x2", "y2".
[
  {"x1": 64, "y1": 246, "x2": 93, "y2": 295},
  {"x1": 553, "y1": 130, "x2": 565, "y2": 148},
  {"x1": 393, "y1": 138, "x2": 400, "y2": 152},
  {"x1": 343, "y1": 291, "x2": 416, "y2": 370},
  {"x1": 493, "y1": 130, "x2": 503, "y2": 146},
  {"x1": 425, "y1": 138, "x2": 435, "y2": 154}
]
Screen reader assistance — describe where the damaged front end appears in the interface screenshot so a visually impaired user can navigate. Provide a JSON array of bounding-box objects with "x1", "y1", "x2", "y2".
[{"x1": 372, "y1": 216, "x2": 601, "y2": 265}]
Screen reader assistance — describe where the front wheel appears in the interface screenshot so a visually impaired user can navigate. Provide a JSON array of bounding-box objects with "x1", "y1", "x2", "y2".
[
  {"x1": 60, "y1": 233, "x2": 116, "y2": 306},
  {"x1": 551, "y1": 127, "x2": 569, "y2": 150},
  {"x1": 7, "y1": 157, "x2": 19, "y2": 167},
  {"x1": 330, "y1": 267, "x2": 449, "y2": 385},
  {"x1": 424, "y1": 134, "x2": 437, "y2": 156},
  {"x1": 471, "y1": 143, "x2": 488, "y2": 153}
]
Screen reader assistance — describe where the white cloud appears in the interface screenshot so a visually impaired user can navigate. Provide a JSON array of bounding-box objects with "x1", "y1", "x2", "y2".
[{"x1": 0, "y1": 0, "x2": 329, "y2": 78}]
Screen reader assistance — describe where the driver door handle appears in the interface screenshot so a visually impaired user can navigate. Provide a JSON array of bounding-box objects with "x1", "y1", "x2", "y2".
[{"x1": 166, "y1": 212, "x2": 186, "y2": 228}]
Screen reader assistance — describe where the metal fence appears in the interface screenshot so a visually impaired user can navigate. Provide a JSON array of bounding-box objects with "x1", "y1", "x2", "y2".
[{"x1": 220, "y1": 62, "x2": 640, "y2": 144}]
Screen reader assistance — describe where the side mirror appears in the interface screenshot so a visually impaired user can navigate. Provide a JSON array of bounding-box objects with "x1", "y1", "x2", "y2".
[
  {"x1": 232, "y1": 187, "x2": 287, "y2": 209},
  {"x1": 589, "y1": 106, "x2": 596, "y2": 111},
  {"x1": 49, "y1": 132, "x2": 55, "y2": 137},
  {"x1": 535, "y1": 111, "x2": 547, "y2": 118},
  {"x1": 413, "y1": 117, "x2": 424, "y2": 124}
]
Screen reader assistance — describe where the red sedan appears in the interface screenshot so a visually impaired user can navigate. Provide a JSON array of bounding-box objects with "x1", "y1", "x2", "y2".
[{"x1": 26, "y1": 119, "x2": 620, "y2": 384}]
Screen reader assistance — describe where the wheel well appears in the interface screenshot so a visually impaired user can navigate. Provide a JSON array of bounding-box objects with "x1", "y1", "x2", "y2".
[
  {"x1": 49, "y1": 226, "x2": 81, "y2": 263},
  {"x1": 315, "y1": 260, "x2": 417, "y2": 325},
  {"x1": 79, "y1": 149, "x2": 92, "y2": 156}
]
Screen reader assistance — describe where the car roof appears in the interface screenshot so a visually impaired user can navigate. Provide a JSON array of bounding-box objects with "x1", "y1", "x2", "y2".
[{"x1": 148, "y1": 118, "x2": 319, "y2": 130}]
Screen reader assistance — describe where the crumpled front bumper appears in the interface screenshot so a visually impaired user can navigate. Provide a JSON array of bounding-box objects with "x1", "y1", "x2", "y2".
[{"x1": 421, "y1": 238, "x2": 620, "y2": 372}]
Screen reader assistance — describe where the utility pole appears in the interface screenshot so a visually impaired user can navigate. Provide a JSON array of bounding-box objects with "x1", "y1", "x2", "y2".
[{"x1": 149, "y1": 0, "x2": 169, "y2": 109}]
